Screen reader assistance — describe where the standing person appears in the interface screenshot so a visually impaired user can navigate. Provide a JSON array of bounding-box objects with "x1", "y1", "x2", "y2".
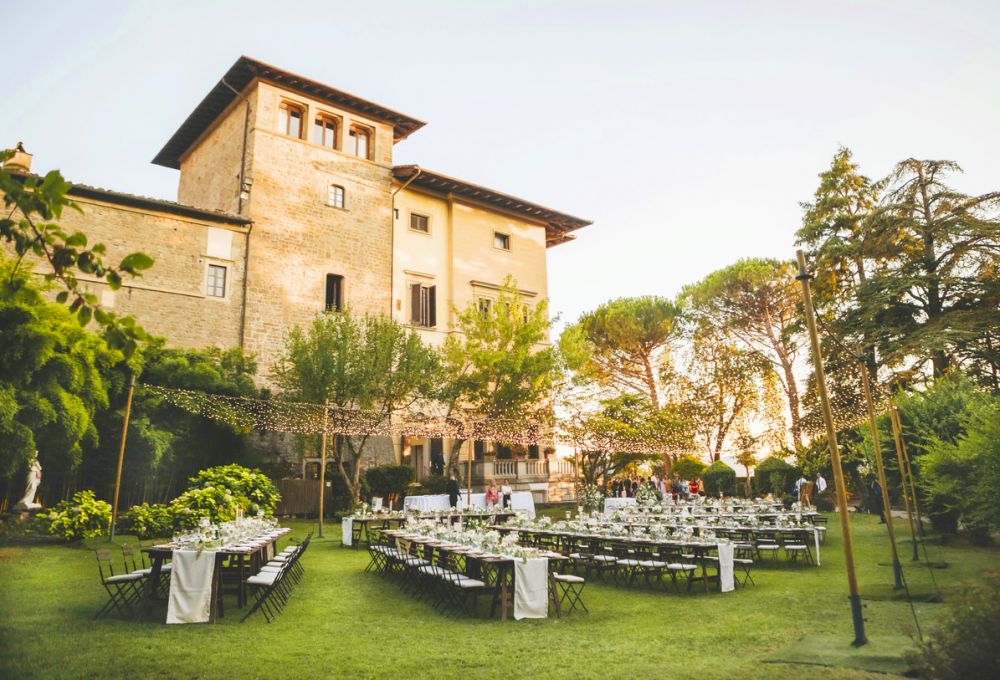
[
  {"x1": 485, "y1": 480, "x2": 500, "y2": 508},
  {"x1": 500, "y1": 479, "x2": 513, "y2": 509},
  {"x1": 446, "y1": 473, "x2": 460, "y2": 509},
  {"x1": 815, "y1": 473, "x2": 827, "y2": 495},
  {"x1": 630, "y1": 478, "x2": 639, "y2": 497},
  {"x1": 688, "y1": 478, "x2": 700, "y2": 496},
  {"x1": 671, "y1": 473, "x2": 683, "y2": 501},
  {"x1": 611, "y1": 478, "x2": 620, "y2": 498},
  {"x1": 871, "y1": 479, "x2": 885, "y2": 523}
]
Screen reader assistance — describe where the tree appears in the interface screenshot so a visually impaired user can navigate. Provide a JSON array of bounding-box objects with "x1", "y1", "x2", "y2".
[
  {"x1": 272, "y1": 312, "x2": 438, "y2": 502},
  {"x1": 733, "y1": 431, "x2": 760, "y2": 497},
  {"x1": 1, "y1": 149, "x2": 152, "y2": 358},
  {"x1": 682, "y1": 259, "x2": 805, "y2": 448},
  {"x1": 561, "y1": 296, "x2": 684, "y2": 473},
  {"x1": 864, "y1": 159, "x2": 1000, "y2": 379},
  {"x1": 562, "y1": 393, "x2": 690, "y2": 489},
  {"x1": 798, "y1": 147, "x2": 885, "y2": 378},
  {"x1": 0, "y1": 258, "x2": 121, "y2": 501},
  {"x1": 561, "y1": 296, "x2": 682, "y2": 411},
  {"x1": 666, "y1": 324, "x2": 783, "y2": 461},
  {"x1": 437, "y1": 279, "x2": 558, "y2": 475},
  {"x1": 82, "y1": 341, "x2": 264, "y2": 506}
]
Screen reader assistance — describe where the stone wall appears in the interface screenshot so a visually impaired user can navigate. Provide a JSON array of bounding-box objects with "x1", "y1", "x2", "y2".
[{"x1": 4, "y1": 196, "x2": 248, "y2": 351}]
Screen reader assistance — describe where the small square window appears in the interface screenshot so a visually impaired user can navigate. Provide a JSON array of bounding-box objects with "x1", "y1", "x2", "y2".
[
  {"x1": 494, "y1": 232, "x2": 511, "y2": 250},
  {"x1": 207, "y1": 264, "x2": 227, "y2": 298},
  {"x1": 328, "y1": 184, "x2": 345, "y2": 209},
  {"x1": 410, "y1": 213, "x2": 429, "y2": 233}
]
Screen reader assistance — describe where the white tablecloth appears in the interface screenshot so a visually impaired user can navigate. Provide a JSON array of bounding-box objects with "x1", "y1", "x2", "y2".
[
  {"x1": 513, "y1": 557, "x2": 549, "y2": 619},
  {"x1": 341, "y1": 518, "x2": 353, "y2": 546},
  {"x1": 717, "y1": 542, "x2": 735, "y2": 593},
  {"x1": 166, "y1": 549, "x2": 216, "y2": 624},
  {"x1": 403, "y1": 492, "x2": 536, "y2": 519},
  {"x1": 603, "y1": 497, "x2": 637, "y2": 517}
]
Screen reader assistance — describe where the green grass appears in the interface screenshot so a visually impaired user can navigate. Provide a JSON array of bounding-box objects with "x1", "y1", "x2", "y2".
[{"x1": 0, "y1": 513, "x2": 996, "y2": 680}]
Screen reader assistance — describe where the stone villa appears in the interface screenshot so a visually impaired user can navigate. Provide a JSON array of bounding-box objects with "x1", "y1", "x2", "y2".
[{"x1": 4, "y1": 56, "x2": 590, "y2": 499}]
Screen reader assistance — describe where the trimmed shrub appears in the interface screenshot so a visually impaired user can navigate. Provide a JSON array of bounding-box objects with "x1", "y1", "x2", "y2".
[
  {"x1": 187, "y1": 464, "x2": 281, "y2": 516},
  {"x1": 420, "y1": 474, "x2": 450, "y2": 495},
  {"x1": 672, "y1": 455, "x2": 707, "y2": 481},
  {"x1": 753, "y1": 456, "x2": 795, "y2": 496},
  {"x1": 117, "y1": 503, "x2": 172, "y2": 539},
  {"x1": 364, "y1": 465, "x2": 414, "y2": 503},
  {"x1": 702, "y1": 460, "x2": 736, "y2": 496},
  {"x1": 38, "y1": 490, "x2": 111, "y2": 541}
]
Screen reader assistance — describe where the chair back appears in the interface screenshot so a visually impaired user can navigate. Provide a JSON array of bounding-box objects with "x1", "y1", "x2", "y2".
[
  {"x1": 95, "y1": 548, "x2": 117, "y2": 581},
  {"x1": 120, "y1": 542, "x2": 144, "y2": 572}
]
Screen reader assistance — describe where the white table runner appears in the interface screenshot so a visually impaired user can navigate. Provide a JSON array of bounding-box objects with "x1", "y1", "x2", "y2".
[
  {"x1": 166, "y1": 549, "x2": 217, "y2": 624},
  {"x1": 717, "y1": 542, "x2": 735, "y2": 593},
  {"x1": 513, "y1": 557, "x2": 549, "y2": 620}
]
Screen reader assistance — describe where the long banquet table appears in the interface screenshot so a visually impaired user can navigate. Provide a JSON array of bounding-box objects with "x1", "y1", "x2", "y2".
[
  {"x1": 141, "y1": 527, "x2": 290, "y2": 623},
  {"x1": 382, "y1": 528, "x2": 566, "y2": 620}
]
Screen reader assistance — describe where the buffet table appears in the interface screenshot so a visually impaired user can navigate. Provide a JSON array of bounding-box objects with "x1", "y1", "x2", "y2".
[{"x1": 403, "y1": 492, "x2": 536, "y2": 518}]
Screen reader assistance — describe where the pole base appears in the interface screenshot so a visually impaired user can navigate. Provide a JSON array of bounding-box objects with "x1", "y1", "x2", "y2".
[
  {"x1": 892, "y1": 559, "x2": 903, "y2": 590},
  {"x1": 849, "y1": 594, "x2": 867, "y2": 646}
]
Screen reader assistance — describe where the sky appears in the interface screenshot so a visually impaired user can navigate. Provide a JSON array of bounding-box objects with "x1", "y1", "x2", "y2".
[{"x1": 2, "y1": 0, "x2": 998, "y2": 330}]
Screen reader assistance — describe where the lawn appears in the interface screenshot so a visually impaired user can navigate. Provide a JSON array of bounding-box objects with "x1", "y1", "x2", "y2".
[{"x1": 0, "y1": 512, "x2": 995, "y2": 680}]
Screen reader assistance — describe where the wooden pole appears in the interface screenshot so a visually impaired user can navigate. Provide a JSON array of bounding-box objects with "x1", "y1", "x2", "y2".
[
  {"x1": 109, "y1": 374, "x2": 136, "y2": 541},
  {"x1": 796, "y1": 250, "x2": 866, "y2": 646},
  {"x1": 887, "y1": 393, "x2": 919, "y2": 560},
  {"x1": 859, "y1": 362, "x2": 903, "y2": 589},
  {"x1": 467, "y1": 441, "x2": 473, "y2": 507},
  {"x1": 893, "y1": 403, "x2": 925, "y2": 537},
  {"x1": 318, "y1": 401, "x2": 329, "y2": 538}
]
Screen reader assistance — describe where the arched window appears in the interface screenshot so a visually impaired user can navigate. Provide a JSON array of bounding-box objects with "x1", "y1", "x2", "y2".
[{"x1": 278, "y1": 101, "x2": 304, "y2": 138}]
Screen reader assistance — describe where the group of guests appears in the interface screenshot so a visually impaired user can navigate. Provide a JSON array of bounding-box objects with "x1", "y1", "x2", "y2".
[
  {"x1": 445, "y1": 474, "x2": 514, "y2": 509},
  {"x1": 610, "y1": 473, "x2": 702, "y2": 500}
]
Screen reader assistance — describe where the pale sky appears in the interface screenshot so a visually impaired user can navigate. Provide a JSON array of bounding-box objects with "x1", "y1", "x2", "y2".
[{"x1": 3, "y1": 0, "x2": 997, "y2": 330}]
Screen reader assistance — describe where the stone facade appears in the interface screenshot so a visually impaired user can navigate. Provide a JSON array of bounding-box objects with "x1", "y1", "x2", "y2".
[{"x1": 4, "y1": 57, "x2": 590, "y2": 493}]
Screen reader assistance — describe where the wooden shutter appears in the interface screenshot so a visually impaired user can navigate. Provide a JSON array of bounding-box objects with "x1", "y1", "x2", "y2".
[
  {"x1": 410, "y1": 284, "x2": 422, "y2": 324},
  {"x1": 427, "y1": 286, "x2": 436, "y2": 327}
]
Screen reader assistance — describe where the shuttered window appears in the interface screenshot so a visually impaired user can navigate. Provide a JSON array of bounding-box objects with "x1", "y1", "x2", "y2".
[{"x1": 409, "y1": 283, "x2": 436, "y2": 327}]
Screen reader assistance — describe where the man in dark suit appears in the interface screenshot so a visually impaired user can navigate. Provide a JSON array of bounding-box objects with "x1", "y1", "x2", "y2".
[{"x1": 446, "y1": 474, "x2": 460, "y2": 509}]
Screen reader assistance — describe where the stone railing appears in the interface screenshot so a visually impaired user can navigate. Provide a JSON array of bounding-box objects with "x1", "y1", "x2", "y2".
[{"x1": 472, "y1": 458, "x2": 576, "y2": 483}]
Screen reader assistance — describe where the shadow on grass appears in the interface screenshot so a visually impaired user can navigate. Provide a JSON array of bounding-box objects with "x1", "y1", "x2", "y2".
[{"x1": 764, "y1": 633, "x2": 919, "y2": 676}]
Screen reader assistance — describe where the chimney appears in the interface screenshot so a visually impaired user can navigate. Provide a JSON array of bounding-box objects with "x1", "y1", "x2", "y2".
[{"x1": 4, "y1": 142, "x2": 32, "y2": 173}]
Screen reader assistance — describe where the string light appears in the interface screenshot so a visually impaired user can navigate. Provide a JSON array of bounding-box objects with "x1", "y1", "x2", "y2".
[{"x1": 141, "y1": 383, "x2": 694, "y2": 455}]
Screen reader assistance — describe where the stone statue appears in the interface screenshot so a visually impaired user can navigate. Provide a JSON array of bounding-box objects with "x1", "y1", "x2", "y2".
[{"x1": 13, "y1": 455, "x2": 42, "y2": 511}]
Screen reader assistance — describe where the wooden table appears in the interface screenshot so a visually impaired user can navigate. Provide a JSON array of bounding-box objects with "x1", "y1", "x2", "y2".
[
  {"x1": 140, "y1": 529, "x2": 290, "y2": 622},
  {"x1": 382, "y1": 529, "x2": 564, "y2": 621}
]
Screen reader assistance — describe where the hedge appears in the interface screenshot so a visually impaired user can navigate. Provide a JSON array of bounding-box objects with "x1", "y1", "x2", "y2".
[{"x1": 702, "y1": 460, "x2": 736, "y2": 496}]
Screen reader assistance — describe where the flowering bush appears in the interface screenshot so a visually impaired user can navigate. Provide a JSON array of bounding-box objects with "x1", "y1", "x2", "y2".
[
  {"x1": 117, "y1": 503, "x2": 172, "y2": 539},
  {"x1": 169, "y1": 485, "x2": 240, "y2": 529},
  {"x1": 579, "y1": 483, "x2": 605, "y2": 512},
  {"x1": 38, "y1": 490, "x2": 111, "y2": 541},
  {"x1": 187, "y1": 464, "x2": 281, "y2": 516}
]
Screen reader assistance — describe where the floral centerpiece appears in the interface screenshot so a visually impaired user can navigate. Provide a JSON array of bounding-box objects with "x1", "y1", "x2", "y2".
[{"x1": 579, "y1": 484, "x2": 605, "y2": 513}]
